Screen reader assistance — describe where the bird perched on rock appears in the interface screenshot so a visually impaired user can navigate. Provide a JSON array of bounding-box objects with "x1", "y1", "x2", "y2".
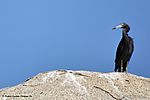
[{"x1": 112, "y1": 23, "x2": 134, "y2": 72}]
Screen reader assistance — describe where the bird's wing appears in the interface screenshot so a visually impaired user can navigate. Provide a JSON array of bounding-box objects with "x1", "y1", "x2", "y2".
[
  {"x1": 128, "y1": 37, "x2": 134, "y2": 61},
  {"x1": 115, "y1": 39, "x2": 124, "y2": 63}
]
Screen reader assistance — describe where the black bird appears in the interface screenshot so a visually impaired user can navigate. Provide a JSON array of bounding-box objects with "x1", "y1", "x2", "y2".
[{"x1": 112, "y1": 23, "x2": 134, "y2": 72}]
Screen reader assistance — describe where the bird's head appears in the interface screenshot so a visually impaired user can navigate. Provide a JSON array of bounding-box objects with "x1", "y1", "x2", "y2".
[{"x1": 112, "y1": 23, "x2": 130, "y2": 32}]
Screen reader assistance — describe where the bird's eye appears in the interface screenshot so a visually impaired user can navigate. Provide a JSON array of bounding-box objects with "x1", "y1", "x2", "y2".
[{"x1": 121, "y1": 24, "x2": 125, "y2": 27}]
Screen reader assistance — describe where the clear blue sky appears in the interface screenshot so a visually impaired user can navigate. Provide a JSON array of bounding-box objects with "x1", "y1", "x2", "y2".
[{"x1": 0, "y1": 0, "x2": 150, "y2": 88}]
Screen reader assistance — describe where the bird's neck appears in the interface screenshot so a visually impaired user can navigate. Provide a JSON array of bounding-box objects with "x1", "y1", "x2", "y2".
[{"x1": 122, "y1": 30, "x2": 128, "y2": 39}]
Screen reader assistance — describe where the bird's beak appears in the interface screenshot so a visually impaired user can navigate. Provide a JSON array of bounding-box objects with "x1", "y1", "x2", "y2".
[{"x1": 112, "y1": 24, "x2": 123, "y2": 30}]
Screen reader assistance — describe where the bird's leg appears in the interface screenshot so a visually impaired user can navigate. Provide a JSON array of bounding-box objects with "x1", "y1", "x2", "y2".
[
  {"x1": 121, "y1": 60, "x2": 123, "y2": 72},
  {"x1": 124, "y1": 62, "x2": 128, "y2": 73}
]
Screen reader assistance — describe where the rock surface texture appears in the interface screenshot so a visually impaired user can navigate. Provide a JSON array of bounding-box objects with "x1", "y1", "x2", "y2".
[{"x1": 0, "y1": 70, "x2": 150, "y2": 100}]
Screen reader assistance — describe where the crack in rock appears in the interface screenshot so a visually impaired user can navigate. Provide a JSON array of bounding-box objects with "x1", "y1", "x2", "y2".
[{"x1": 94, "y1": 86, "x2": 122, "y2": 100}]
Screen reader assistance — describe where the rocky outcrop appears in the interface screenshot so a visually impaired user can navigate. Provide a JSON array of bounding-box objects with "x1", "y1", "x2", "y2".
[{"x1": 0, "y1": 70, "x2": 150, "y2": 100}]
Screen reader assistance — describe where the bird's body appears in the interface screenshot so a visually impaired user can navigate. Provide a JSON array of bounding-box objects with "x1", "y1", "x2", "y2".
[{"x1": 113, "y1": 23, "x2": 134, "y2": 72}]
